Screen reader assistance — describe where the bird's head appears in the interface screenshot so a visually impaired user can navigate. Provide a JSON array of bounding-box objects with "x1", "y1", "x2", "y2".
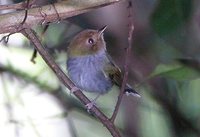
[{"x1": 67, "y1": 26, "x2": 107, "y2": 57}]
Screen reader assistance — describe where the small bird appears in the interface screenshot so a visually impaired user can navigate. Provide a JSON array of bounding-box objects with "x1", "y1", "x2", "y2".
[{"x1": 67, "y1": 26, "x2": 140, "y2": 109}]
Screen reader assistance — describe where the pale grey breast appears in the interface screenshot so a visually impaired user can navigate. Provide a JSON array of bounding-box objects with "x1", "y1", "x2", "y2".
[{"x1": 67, "y1": 51, "x2": 113, "y2": 94}]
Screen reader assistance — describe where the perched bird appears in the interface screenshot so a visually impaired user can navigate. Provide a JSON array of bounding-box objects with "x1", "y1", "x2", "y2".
[{"x1": 67, "y1": 26, "x2": 140, "y2": 109}]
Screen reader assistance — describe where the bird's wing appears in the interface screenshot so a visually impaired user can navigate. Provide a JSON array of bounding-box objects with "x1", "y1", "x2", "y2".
[
  {"x1": 102, "y1": 54, "x2": 123, "y2": 87},
  {"x1": 102, "y1": 54, "x2": 141, "y2": 97}
]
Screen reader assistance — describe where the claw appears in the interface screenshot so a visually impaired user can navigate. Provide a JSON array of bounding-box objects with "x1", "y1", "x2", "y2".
[
  {"x1": 85, "y1": 100, "x2": 96, "y2": 111},
  {"x1": 39, "y1": 7, "x2": 47, "y2": 25},
  {"x1": 70, "y1": 86, "x2": 79, "y2": 95},
  {"x1": 85, "y1": 94, "x2": 101, "y2": 112}
]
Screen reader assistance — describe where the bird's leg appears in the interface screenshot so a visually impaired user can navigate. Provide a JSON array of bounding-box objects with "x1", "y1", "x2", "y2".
[{"x1": 86, "y1": 94, "x2": 101, "y2": 110}]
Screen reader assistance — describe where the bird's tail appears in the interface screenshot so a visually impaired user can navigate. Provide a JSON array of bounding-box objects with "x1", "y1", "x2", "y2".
[{"x1": 124, "y1": 84, "x2": 141, "y2": 98}]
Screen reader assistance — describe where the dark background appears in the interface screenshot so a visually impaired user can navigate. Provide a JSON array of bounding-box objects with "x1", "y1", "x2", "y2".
[{"x1": 0, "y1": 0, "x2": 200, "y2": 137}]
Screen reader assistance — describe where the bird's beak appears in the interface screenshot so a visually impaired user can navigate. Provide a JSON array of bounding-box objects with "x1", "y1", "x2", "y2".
[{"x1": 98, "y1": 25, "x2": 107, "y2": 38}]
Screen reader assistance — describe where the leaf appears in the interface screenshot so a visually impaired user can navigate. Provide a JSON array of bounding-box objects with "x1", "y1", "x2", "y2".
[
  {"x1": 177, "y1": 58, "x2": 200, "y2": 71},
  {"x1": 149, "y1": 63, "x2": 200, "y2": 80},
  {"x1": 151, "y1": 0, "x2": 192, "y2": 35}
]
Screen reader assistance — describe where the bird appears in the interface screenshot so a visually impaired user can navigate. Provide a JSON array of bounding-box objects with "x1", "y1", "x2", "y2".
[{"x1": 66, "y1": 26, "x2": 140, "y2": 109}]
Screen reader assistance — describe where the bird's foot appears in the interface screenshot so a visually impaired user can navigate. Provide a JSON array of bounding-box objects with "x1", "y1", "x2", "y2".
[
  {"x1": 85, "y1": 94, "x2": 100, "y2": 112},
  {"x1": 85, "y1": 100, "x2": 96, "y2": 111},
  {"x1": 70, "y1": 86, "x2": 79, "y2": 95}
]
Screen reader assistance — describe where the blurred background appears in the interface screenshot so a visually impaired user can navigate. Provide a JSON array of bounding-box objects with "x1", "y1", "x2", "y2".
[{"x1": 1, "y1": 0, "x2": 200, "y2": 137}]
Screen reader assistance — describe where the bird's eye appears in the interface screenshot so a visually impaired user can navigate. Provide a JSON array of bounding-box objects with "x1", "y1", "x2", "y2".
[{"x1": 88, "y1": 38, "x2": 94, "y2": 44}]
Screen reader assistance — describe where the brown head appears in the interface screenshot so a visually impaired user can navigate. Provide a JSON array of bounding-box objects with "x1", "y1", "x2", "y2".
[{"x1": 67, "y1": 26, "x2": 107, "y2": 57}]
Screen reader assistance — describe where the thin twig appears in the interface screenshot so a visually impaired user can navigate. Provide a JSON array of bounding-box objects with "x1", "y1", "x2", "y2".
[
  {"x1": 30, "y1": 49, "x2": 37, "y2": 63},
  {"x1": 52, "y1": 3, "x2": 61, "y2": 23},
  {"x1": 30, "y1": 24, "x2": 49, "y2": 63},
  {"x1": 0, "y1": 33, "x2": 13, "y2": 43},
  {"x1": 21, "y1": 28, "x2": 121, "y2": 137},
  {"x1": 20, "y1": 0, "x2": 30, "y2": 25},
  {"x1": 110, "y1": 0, "x2": 134, "y2": 123},
  {"x1": 0, "y1": 0, "x2": 30, "y2": 45}
]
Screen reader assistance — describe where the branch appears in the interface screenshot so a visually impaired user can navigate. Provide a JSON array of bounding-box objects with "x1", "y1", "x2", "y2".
[
  {"x1": 0, "y1": 0, "x2": 30, "y2": 44},
  {"x1": 110, "y1": 0, "x2": 134, "y2": 123},
  {"x1": 0, "y1": 0, "x2": 122, "y2": 34},
  {"x1": 21, "y1": 28, "x2": 121, "y2": 137},
  {"x1": 0, "y1": 0, "x2": 36, "y2": 10}
]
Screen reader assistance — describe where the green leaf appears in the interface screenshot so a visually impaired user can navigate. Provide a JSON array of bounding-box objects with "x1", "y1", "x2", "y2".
[
  {"x1": 149, "y1": 63, "x2": 200, "y2": 80},
  {"x1": 151, "y1": 0, "x2": 192, "y2": 35}
]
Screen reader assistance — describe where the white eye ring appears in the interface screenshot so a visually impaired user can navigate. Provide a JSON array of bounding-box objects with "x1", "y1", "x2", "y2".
[{"x1": 88, "y1": 38, "x2": 94, "y2": 44}]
